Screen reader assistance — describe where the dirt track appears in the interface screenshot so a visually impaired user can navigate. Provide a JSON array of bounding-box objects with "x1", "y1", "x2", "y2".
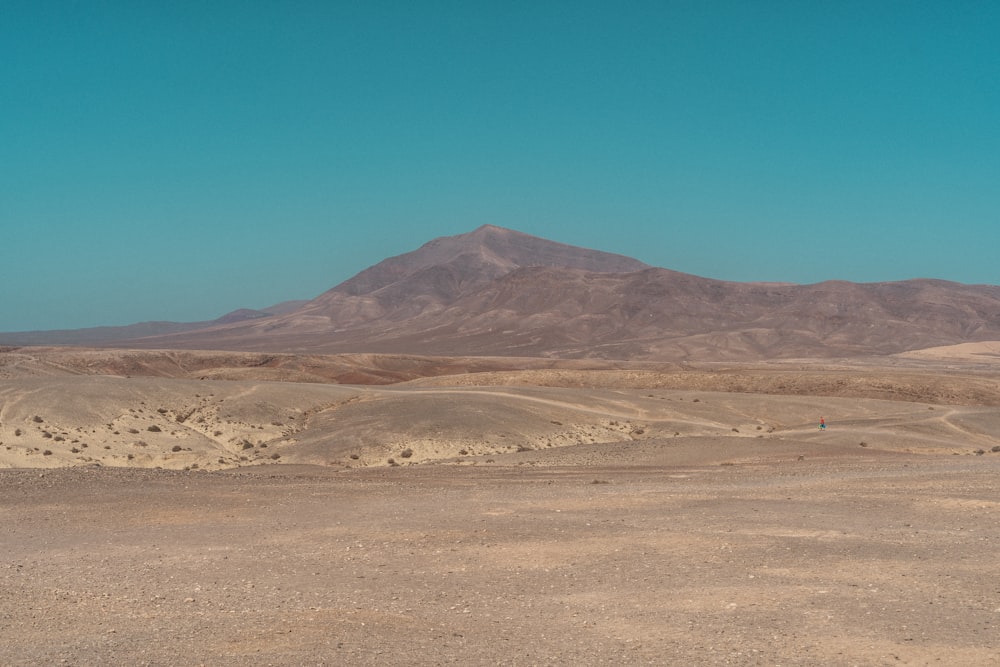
[{"x1": 3, "y1": 454, "x2": 999, "y2": 666}]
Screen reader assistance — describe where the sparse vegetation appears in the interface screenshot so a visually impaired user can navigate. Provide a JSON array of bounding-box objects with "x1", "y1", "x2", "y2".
[
  {"x1": 171, "y1": 445, "x2": 182, "y2": 452},
  {"x1": 147, "y1": 425, "x2": 161, "y2": 432},
  {"x1": 400, "y1": 448, "x2": 413, "y2": 458},
  {"x1": 32, "y1": 416, "x2": 43, "y2": 423}
]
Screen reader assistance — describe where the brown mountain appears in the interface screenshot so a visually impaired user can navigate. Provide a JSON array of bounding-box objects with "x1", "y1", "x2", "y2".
[{"x1": 8, "y1": 225, "x2": 1000, "y2": 360}]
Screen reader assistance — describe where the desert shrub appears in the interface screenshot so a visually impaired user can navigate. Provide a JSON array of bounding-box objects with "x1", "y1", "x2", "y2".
[
  {"x1": 157, "y1": 408, "x2": 168, "y2": 414},
  {"x1": 171, "y1": 445, "x2": 182, "y2": 452},
  {"x1": 992, "y1": 446, "x2": 1000, "y2": 453},
  {"x1": 41, "y1": 431, "x2": 52, "y2": 439},
  {"x1": 14, "y1": 428, "x2": 21, "y2": 436},
  {"x1": 32, "y1": 416, "x2": 43, "y2": 423},
  {"x1": 270, "y1": 453, "x2": 280, "y2": 460},
  {"x1": 349, "y1": 453, "x2": 359, "y2": 460},
  {"x1": 127, "y1": 428, "x2": 139, "y2": 434},
  {"x1": 213, "y1": 431, "x2": 222, "y2": 436},
  {"x1": 71, "y1": 448, "x2": 80, "y2": 453},
  {"x1": 53, "y1": 435, "x2": 65, "y2": 442},
  {"x1": 974, "y1": 449, "x2": 985, "y2": 456},
  {"x1": 42, "y1": 450, "x2": 52, "y2": 455},
  {"x1": 459, "y1": 449, "x2": 468, "y2": 456},
  {"x1": 127, "y1": 453, "x2": 134, "y2": 460},
  {"x1": 241, "y1": 441, "x2": 253, "y2": 450},
  {"x1": 387, "y1": 458, "x2": 396, "y2": 465},
  {"x1": 147, "y1": 425, "x2": 161, "y2": 432},
  {"x1": 399, "y1": 448, "x2": 413, "y2": 458}
]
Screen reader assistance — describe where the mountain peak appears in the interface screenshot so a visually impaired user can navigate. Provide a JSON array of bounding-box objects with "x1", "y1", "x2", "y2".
[{"x1": 330, "y1": 225, "x2": 649, "y2": 298}]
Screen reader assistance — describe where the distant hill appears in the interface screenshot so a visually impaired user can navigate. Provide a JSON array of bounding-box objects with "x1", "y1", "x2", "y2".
[
  {"x1": 5, "y1": 225, "x2": 1000, "y2": 361},
  {"x1": 0, "y1": 300, "x2": 308, "y2": 347}
]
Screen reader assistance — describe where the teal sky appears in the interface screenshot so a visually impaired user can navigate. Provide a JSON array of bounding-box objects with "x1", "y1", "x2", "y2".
[{"x1": 2, "y1": 1, "x2": 998, "y2": 331}]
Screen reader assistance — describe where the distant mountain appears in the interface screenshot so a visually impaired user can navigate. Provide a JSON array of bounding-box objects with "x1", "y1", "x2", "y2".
[
  {"x1": 6, "y1": 225, "x2": 1000, "y2": 361},
  {"x1": 0, "y1": 301, "x2": 308, "y2": 347}
]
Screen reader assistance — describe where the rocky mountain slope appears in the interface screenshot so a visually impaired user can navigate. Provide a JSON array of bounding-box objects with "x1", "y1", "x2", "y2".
[{"x1": 6, "y1": 225, "x2": 1000, "y2": 360}]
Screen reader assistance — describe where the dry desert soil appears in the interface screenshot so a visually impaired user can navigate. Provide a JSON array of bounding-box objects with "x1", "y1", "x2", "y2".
[{"x1": 2, "y1": 347, "x2": 1000, "y2": 665}]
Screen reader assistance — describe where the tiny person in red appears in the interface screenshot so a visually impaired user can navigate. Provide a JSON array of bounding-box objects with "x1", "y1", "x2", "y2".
[{"x1": 819, "y1": 417, "x2": 826, "y2": 430}]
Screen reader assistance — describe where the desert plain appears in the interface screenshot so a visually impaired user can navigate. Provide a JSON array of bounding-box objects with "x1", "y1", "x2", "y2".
[{"x1": 2, "y1": 346, "x2": 1000, "y2": 665}]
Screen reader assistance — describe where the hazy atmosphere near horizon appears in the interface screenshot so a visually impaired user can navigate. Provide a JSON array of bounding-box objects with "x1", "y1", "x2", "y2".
[{"x1": 2, "y1": 2, "x2": 998, "y2": 332}]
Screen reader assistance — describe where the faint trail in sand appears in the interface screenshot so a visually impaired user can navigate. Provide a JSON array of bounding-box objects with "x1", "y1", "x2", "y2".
[
  {"x1": 375, "y1": 387, "x2": 654, "y2": 419},
  {"x1": 371, "y1": 386, "x2": 734, "y2": 430}
]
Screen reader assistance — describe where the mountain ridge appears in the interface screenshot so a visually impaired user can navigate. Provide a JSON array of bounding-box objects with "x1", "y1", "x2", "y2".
[{"x1": 4, "y1": 226, "x2": 1000, "y2": 360}]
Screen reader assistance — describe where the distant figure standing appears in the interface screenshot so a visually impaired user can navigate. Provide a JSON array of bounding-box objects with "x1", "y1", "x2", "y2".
[{"x1": 819, "y1": 417, "x2": 826, "y2": 430}]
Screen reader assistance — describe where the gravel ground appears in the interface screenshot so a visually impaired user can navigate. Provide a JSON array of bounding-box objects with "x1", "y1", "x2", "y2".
[{"x1": 3, "y1": 455, "x2": 999, "y2": 666}]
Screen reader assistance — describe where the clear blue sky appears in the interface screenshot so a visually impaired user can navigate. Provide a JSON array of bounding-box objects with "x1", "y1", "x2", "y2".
[{"x1": 2, "y1": 1, "x2": 998, "y2": 331}]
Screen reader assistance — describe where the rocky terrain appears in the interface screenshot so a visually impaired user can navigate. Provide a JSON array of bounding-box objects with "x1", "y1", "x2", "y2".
[{"x1": 4, "y1": 225, "x2": 1000, "y2": 664}]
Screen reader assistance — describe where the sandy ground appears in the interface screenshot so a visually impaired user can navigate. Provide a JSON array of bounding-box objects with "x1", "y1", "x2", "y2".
[
  {"x1": 2, "y1": 348, "x2": 999, "y2": 664},
  {"x1": 3, "y1": 456, "x2": 999, "y2": 666}
]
